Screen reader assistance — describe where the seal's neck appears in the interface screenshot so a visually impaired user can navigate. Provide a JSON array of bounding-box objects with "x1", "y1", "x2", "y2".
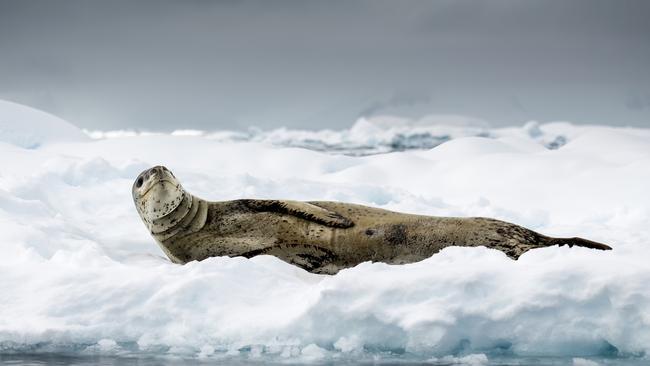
[{"x1": 150, "y1": 192, "x2": 208, "y2": 242}]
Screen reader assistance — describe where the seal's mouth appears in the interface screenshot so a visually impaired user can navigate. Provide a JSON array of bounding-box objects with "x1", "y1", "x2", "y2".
[{"x1": 140, "y1": 178, "x2": 177, "y2": 198}]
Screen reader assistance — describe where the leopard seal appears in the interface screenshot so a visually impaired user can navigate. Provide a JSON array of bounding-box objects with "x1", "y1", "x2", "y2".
[{"x1": 133, "y1": 165, "x2": 612, "y2": 274}]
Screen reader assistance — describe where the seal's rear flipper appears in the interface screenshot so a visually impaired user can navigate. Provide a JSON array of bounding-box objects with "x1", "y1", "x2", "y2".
[
  {"x1": 509, "y1": 236, "x2": 612, "y2": 259},
  {"x1": 242, "y1": 199, "x2": 354, "y2": 228},
  {"x1": 549, "y1": 237, "x2": 613, "y2": 251},
  {"x1": 497, "y1": 235, "x2": 612, "y2": 260}
]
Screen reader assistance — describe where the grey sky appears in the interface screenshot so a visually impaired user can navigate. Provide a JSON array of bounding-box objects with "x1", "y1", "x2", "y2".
[{"x1": 1, "y1": 0, "x2": 649, "y2": 130}]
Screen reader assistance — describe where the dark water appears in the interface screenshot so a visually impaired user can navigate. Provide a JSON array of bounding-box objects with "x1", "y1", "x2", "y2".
[
  {"x1": 243, "y1": 130, "x2": 566, "y2": 156},
  {"x1": 1, "y1": 354, "x2": 648, "y2": 366},
  {"x1": 276, "y1": 133, "x2": 454, "y2": 156}
]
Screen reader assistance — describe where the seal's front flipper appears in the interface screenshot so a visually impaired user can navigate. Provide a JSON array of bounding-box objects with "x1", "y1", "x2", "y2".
[
  {"x1": 240, "y1": 243, "x2": 339, "y2": 274},
  {"x1": 242, "y1": 199, "x2": 354, "y2": 228}
]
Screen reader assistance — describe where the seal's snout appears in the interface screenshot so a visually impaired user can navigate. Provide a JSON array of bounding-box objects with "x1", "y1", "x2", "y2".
[
  {"x1": 151, "y1": 165, "x2": 170, "y2": 175},
  {"x1": 134, "y1": 167, "x2": 156, "y2": 190},
  {"x1": 134, "y1": 165, "x2": 174, "y2": 188},
  {"x1": 142, "y1": 165, "x2": 165, "y2": 179},
  {"x1": 132, "y1": 165, "x2": 180, "y2": 201}
]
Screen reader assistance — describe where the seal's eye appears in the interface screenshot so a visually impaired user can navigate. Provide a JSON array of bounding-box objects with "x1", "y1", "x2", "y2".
[{"x1": 136, "y1": 177, "x2": 144, "y2": 188}]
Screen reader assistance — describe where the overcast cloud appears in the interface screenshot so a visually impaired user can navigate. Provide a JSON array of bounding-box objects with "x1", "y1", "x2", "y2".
[{"x1": 0, "y1": 0, "x2": 649, "y2": 130}]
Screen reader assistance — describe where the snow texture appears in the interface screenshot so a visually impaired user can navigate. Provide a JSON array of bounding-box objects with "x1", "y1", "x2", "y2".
[{"x1": 1, "y1": 101, "x2": 649, "y2": 363}]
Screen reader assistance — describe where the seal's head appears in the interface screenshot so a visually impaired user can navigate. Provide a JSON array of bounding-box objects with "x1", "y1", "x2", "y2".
[{"x1": 132, "y1": 165, "x2": 185, "y2": 226}]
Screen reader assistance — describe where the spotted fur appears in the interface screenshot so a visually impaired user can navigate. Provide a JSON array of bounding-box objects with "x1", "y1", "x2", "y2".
[{"x1": 133, "y1": 166, "x2": 613, "y2": 274}]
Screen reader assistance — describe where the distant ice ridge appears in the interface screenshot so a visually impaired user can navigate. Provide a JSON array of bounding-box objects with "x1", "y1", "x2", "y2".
[
  {"x1": 83, "y1": 115, "x2": 606, "y2": 156},
  {"x1": 1, "y1": 100, "x2": 650, "y2": 363}
]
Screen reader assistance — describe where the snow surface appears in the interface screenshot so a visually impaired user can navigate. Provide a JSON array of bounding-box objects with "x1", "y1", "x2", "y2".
[{"x1": 1, "y1": 101, "x2": 650, "y2": 363}]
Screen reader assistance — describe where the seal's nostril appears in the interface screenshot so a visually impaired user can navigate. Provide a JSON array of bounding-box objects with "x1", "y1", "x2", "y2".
[{"x1": 136, "y1": 177, "x2": 144, "y2": 188}]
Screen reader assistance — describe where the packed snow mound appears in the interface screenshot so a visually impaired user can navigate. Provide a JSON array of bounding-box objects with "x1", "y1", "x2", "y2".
[
  {"x1": 1, "y1": 115, "x2": 650, "y2": 363},
  {"x1": 0, "y1": 100, "x2": 88, "y2": 148}
]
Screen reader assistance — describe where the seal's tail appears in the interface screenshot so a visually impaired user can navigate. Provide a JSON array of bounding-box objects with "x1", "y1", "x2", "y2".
[{"x1": 545, "y1": 236, "x2": 612, "y2": 251}]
